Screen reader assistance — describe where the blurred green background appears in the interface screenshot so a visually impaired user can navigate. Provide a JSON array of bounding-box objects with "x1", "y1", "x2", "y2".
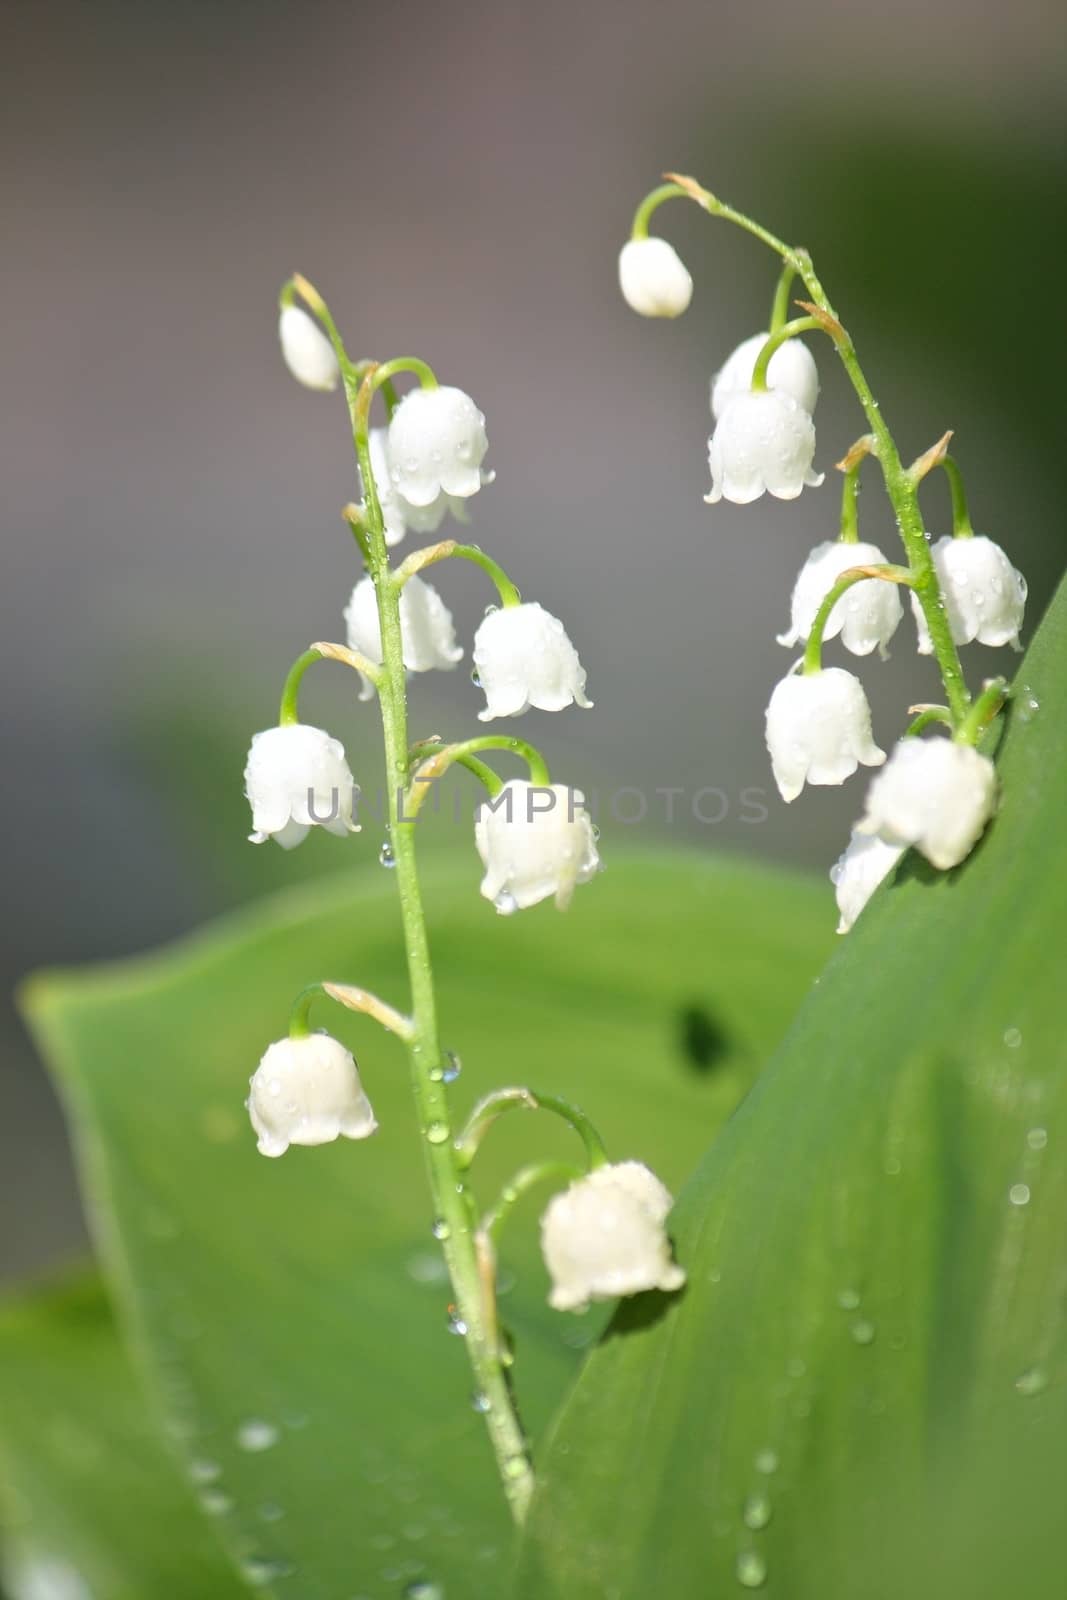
[{"x1": 2, "y1": 0, "x2": 1063, "y2": 1277}]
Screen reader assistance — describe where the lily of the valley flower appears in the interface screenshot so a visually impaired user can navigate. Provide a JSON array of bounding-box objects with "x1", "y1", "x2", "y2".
[
  {"x1": 617, "y1": 237, "x2": 693, "y2": 318},
  {"x1": 711, "y1": 331, "x2": 819, "y2": 421},
  {"x1": 247, "y1": 1033, "x2": 377, "y2": 1157},
  {"x1": 540, "y1": 1161, "x2": 685, "y2": 1312},
  {"x1": 472, "y1": 602, "x2": 592, "y2": 721},
  {"x1": 765, "y1": 666, "x2": 885, "y2": 802},
  {"x1": 474, "y1": 779, "x2": 600, "y2": 913},
  {"x1": 857, "y1": 736, "x2": 997, "y2": 870},
  {"x1": 386, "y1": 385, "x2": 488, "y2": 507},
  {"x1": 362, "y1": 427, "x2": 481, "y2": 547},
  {"x1": 910, "y1": 535, "x2": 1027, "y2": 654},
  {"x1": 778, "y1": 540, "x2": 903, "y2": 659},
  {"x1": 344, "y1": 574, "x2": 463, "y2": 698},
  {"x1": 706, "y1": 389, "x2": 824, "y2": 505},
  {"x1": 277, "y1": 306, "x2": 340, "y2": 392},
  {"x1": 831, "y1": 827, "x2": 906, "y2": 934},
  {"x1": 244, "y1": 723, "x2": 359, "y2": 849}
]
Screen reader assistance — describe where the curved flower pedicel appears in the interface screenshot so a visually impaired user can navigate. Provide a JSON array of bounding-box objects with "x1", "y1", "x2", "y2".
[
  {"x1": 621, "y1": 175, "x2": 1025, "y2": 918},
  {"x1": 711, "y1": 330, "x2": 819, "y2": 420},
  {"x1": 239, "y1": 275, "x2": 688, "y2": 1525}
]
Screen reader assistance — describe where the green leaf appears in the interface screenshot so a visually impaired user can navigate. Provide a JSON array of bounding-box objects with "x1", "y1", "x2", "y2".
[
  {"x1": 0, "y1": 1272, "x2": 246, "y2": 1599},
  {"x1": 515, "y1": 586, "x2": 1067, "y2": 1600},
  {"x1": 21, "y1": 851, "x2": 832, "y2": 1600}
]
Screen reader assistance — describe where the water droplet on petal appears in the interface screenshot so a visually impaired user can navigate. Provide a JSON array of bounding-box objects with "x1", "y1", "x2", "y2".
[
  {"x1": 736, "y1": 1550, "x2": 768, "y2": 1588},
  {"x1": 743, "y1": 1493, "x2": 773, "y2": 1530},
  {"x1": 237, "y1": 1419, "x2": 279, "y2": 1453},
  {"x1": 1009, "y1": 1182, "x2": 1031, "y2": 1207}
]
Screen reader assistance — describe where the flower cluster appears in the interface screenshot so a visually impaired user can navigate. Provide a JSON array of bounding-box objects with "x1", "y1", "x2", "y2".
[
  {"x1": 618, "y1": 182, "x2": 1026, "y2": 936},
  {"x1": 241, "y1": 281, "x2": 684, "y2": 1463}
]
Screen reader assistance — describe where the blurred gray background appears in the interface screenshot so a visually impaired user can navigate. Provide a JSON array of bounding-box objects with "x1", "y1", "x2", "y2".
[{"x1": 2, "y1": 0, "x2": 1064, "y2": 1278}]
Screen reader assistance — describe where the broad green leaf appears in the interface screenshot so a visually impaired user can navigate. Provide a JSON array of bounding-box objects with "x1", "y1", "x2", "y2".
[
  {"x1": 515, "y1": 586, "x2": 1067, "y2": 1600},
  {"x1": 22, "y1": 851, "x2": 832, "y2": 1600},
  {"x1": 0, "y1": 1272, "x2": 246, "y2": 1599}
]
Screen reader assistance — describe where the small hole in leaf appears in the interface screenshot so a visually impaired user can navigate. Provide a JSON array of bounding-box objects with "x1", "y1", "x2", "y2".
[{"x1": 677, "y1": 1003, "x2": 731, "y2": 1073}]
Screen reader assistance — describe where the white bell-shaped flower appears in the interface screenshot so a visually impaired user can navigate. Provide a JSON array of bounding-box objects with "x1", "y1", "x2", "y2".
[
  {"x1": 706, "y1": 390, "x2": 824, "y2": 505},
  {"x1": 472, "y1": 602, "x2": 592, "y2": 722},
  {"x1": 277, "y1": 306, "x2": 340, "y2": 392},
  {"x1": 831, "y1": 827, "x2": 906, "y2": 934},
  {"x1": 910, "y1": 535, "x2": 1027, "y2": 654},
  {"x1": 540, "y1": 1160, "x2": 685, "y2": 1312},
  {"x1": 475, "y1": 779, "x2": 600, "y2": 913},
  {"x1": 386, "y1": 385, "x2": 488, "y2": 508},
  {"x1": 244, "y1": 723, "x2": 359, "y2": 849},
  {"x1": 857, "y1": 736, "x2": 997, "y2": 871},
  {"x1": 711, "y1": 331, "x2": 819, "y2": 421},
  {"x1": 247, "y1": 1033, "x2": 377, "y2": 1158},
  {"x1": 765, "y1": 666, "x2": 885, "y2": 803},
  {"x1": 343, "y1": 575, "x2": 463, "y2": 698},
  {"x1": 617, "y1": 237, "x2": 693, "y2": 318},
  {"x1": 362, "y1": 428, "x2": 479, "y2": 547},
  {"x1": 778, "y1": 540, "x2": 903, "y2": 659}
]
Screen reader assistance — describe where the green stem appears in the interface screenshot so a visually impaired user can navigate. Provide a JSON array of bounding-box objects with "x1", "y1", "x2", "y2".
[
  {"x1": 344, "y1": 360, "x2": 534, "y2": 1522},
  {"x1": 956, "y1": 677, "x2": 1008, "y2": 746},
  {"x1": 937, "y1": 455, "x2": 976, "y2": 538},
  {"x1": 905, "y1": 706, "x2": 954, "y2": 737},
  {"x1": 769, "y1": 262, "x2": 796, "y2": 335},
  {"x1": 405, "y1": 736, "x2": 551, "y2": 821},
  {"x1": 288, "y1": 984, "x2": 320, "y2": 1039},
  {"x1": 393, "y1": 541, "x2": 521, "y2": 608},
  {"x1": 750, "y1": 316, "x2": 823, "y2": 391},
  {"x1": 656, "y1": 179, "x2": 974, "y2": 727},
  {"x1": 455, "y1": 1087, "x2": 609, "y2": 1172},
  {"x1": 802, "y1": 564, "x2": 913, "y2": 674},
  {"x1": 481, "y1": 1161, "x2": 583, "y2": 1245},
  {"x1": 839, "y1": 463, "x2": 862, "y2": 545}
]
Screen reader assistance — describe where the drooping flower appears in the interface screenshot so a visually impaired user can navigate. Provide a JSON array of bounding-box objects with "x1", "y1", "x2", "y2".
[
  {"x1": 831, "y1": 827, "x2": 906, "y2": 934},
  {"x1": 474, "y1": 779, "x2": 600, "y2": 913},
  {"x1": 706, "y1": 390, "x2": 824, "y2": 505},
  {"x1": 910, "y1": 536, "x2": 1027, "y2": 654},
  {"x1": 857, "y1": 736, "x2": 997, "y2": 870},
  {"x1": 247, "y1": 1033, "x2": 377, "y2": 1158},
  {"x1": 362, "y1": 427, "x2": 480, "y2": 547},
  {"x1": 277, "y1": 306, "x2": 340, "y2": 392},
  {"x1": 778, "y1": 540, "x2": 903, "y2": 659},
  {"x1": 343, "y1": 574, "x2": 463, "y2": 698},
  {"x1": 617, "y1": 237, "x2": 693, "y2": 318},
  {"x1": 540, "y1": 1161, "x2": 685, "y2": 1313},
  {"x1": 244, "y1": 724, "x2": 358, "y2": 849},
  {"x1": 765, "y1": 666, "x2": 885, "y2": 802},
  {"x1": 711, "y1": 331, "x2": 819, "y2": 421},
  {"x1": 472, "y1": 602, "x2": 592, "y2": 721},
  {"x1": 386, "y1": 385, "x2": 488, "y2": 507}
]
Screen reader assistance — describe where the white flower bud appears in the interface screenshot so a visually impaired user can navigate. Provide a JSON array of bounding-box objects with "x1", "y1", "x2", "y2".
[
  {"x1": 475, "y1": 779, "x2": 600, "y2": 914},
  {"x1": 386, "y1": 385, "x2": 488, "y2": 508},
  {"x1": 362, "y1": 428, "x2": 480, "y2": 547},
  {"x1": 618, "y1": 237, "x2": 693, "y2": 318},
  {"x1": 248, "y1": 1033, "x2": 376, "y2": 1158},
  {"x1": 765, "y1": 666, "x2": 885, "y2": 803},
  {"x1": 831, "y1": 828, "x2": 906, "y2": 934},
  {"x1": 472, "y1": 602, "x2": 592, "y2": 722},
  {"x1": 778, "y1": 540, "x2": 903, "y2": 659},
  {"x1": 343, "y1": 575, "x2": 463, "y2": 698},
  {"x1": 910, "y1": 536, "x2": 1027, "y2": 654},
  {"x1": 711, "y1": 331, "x2": 819, "y2": 420},
  {"x1": 540, "y1": 1160, "x2": 685, "y2": 1312},
  {"x1": 277, "y1": 306, "x2": 340, "y2": 392},
  {"x1": 857, "y1": 737, "x2": 997, "y2": 871},
  {"x1": 244, "y1": 724, "x2": 359, "y2": 849},
  {"x1": 706, "y1": 390, "x2": 824, "y2": 505}
]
